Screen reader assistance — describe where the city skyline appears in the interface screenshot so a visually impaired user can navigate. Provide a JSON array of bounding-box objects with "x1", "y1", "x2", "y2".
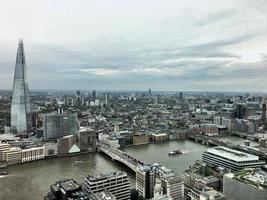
[{"x1": 1, "y1": 0, "x2": 267, "y2": 91}]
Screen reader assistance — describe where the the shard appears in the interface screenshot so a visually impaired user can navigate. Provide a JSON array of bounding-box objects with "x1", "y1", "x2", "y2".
[{"x1": 11, "y1": 39, "x2": 32, "y2": 135}]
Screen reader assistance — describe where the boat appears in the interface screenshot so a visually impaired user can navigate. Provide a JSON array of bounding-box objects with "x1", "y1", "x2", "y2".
[
  {"x1": 0, "y1": 171, "x2": 8, "y2": 176},
  {"x1": 73, "y1": 161, "x2": 85, "y2": 165},
  {"x1": 168, "y1": 150, "x2": 182, "y2": 156}
]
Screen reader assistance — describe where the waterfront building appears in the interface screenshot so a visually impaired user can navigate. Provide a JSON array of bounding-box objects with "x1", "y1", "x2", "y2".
[
  {"x1": 21, "y1": 146, "x2": 45, "y2": 163},
  {"x1": 78, "y1": 127, "x2": 96, "y2": 152},
  {"x1": 136, "y1": 165, "x2": 156, "y2": 199},
  {"x1": 11, "y1": 39, "x2": 32, "y2": 135},
  {"x1": 2, "y1": 147, "x2": 22, "y2": 164},
  {"x1": 0, "y1": 143, "x2": 11, "y2": 161},
  {"x1": 132, "y1": 134, "x2": 149, "y2": 145},
  {"x1": 57, "y1": 135, "x2": 77, "y2": 155},
  {"x1": 223, "y1": 169, "x2": 267, "y2": 200},
  {"x1": 43, "y1": 113, "x2": 79, "y2": 140},
  {"x1": 44, "y1": 142, "x2": 58, "y2": 156},
  {"x1": 152, "y1": 133, "x2": 167, "y2": 142},
  {"x1": 83, "y1": 171, "x2": 131, "y2": 200},
  {"x1": 202, "y1": 146, "x2": 265, "y2": 171}
]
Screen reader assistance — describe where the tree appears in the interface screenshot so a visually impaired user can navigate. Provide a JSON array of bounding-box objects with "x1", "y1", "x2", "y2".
[{"x1": 130, "y1": 189, "x2": 139, "y2": 200}]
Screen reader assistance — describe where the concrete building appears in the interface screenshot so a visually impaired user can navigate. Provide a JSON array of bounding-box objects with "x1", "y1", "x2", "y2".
[
  {"x1": 223, "y1": 169, "x2": 267, "y2": 200},
  {"x1": 136, "y1": 165, "x2": 156, "y2": 199},
  {"x1": 0, "y1": 143, "x2": 11, "y2": 161},
  {"x1": 161, "y1": 175, "x2": 184, "y2": 200},
  {"x1": 152, "y1": 133, "x2": 167, "y2": 142},
  {"x1": 133, "y1": 134, "x2": 149, "y2": 145},
  {"x1": 78, "y1": 127, "x2": 96, "y2": 152},
  {"x1": 44, "y1": 142, "x2": 58, "y2": 156},
  {"x1": 2, "y1": 147, "x2": 22, "y2": 164},
  {"x1": 202, "y1": 146, "x2": 265, "y2": 171},
  {"x1": 57, "y1": 135, "x2": 76, "y2": 155},
  {"x1": 84, "y1": 171, "x2": 130, "y2": 200},
  {"x1": 21, "y1": 146, "x2": 45, "y2": 163}
]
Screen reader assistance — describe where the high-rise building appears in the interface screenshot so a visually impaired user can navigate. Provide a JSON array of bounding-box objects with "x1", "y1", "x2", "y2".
[
  {"x1": 92, "y1": 90, "x2": 96, "y2": 102},
  {"x1": 43, "y1": 113, "x2": 79, "y2": 140},
  {"x1": 262, "y1": 103, "x2": 266, "y2": 124},
  {"x1": 83, "y1": 171, "x2": 131, "y2": 200},
  {"x1": 149, "y1": 89, "x2": 152, "y2": 96},
  {"x1": 223, "y1": 169, "x2": 267, "y2": 200},
  {"x1": 78, "y1": 127, "x2": 96, "y2": 152},
  {"x1": 11, "y1": 39, "x2": 32, "y2": 135},
  {"x1": 136, "y1": 165, "x2": 156, "y2": 199}
]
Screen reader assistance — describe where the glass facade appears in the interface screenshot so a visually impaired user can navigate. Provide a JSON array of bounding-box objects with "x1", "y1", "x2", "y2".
[{"x1": 11, "y1": 39, "x2": 32, "y2": 134}]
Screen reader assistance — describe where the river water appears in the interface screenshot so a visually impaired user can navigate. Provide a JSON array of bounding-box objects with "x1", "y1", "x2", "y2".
[{"x1": 0, "y1": 136, "x2": 254, "y2": 200}]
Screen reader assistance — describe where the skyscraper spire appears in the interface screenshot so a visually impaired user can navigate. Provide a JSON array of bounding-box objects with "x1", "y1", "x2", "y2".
[{"x1": 11, "y1": 39, "x2": 32, "y2": 135}]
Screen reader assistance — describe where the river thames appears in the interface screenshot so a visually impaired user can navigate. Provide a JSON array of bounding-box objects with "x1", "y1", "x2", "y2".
[{"x1": 0, "y1": 136, "x2": 257, "y2": 200}]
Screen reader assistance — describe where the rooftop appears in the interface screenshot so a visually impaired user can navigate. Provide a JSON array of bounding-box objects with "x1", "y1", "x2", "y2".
[
  {"x1": 206, "y1": 146, "x2": 259, "y2": 162},
  {"x1": 229, "y1": 169, "x2": 267, "y2": 189},
  {"x1": 86, "y1": 171, "x2": 127, "y2": 182}
]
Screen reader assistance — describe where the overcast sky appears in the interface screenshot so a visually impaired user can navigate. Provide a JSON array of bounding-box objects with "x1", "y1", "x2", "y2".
[{"x1": 0, "y1": 0, "x2": 267, "y2": 91}]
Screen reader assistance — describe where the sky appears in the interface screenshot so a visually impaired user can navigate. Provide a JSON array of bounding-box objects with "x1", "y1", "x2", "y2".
[{"x1": 0, "y1": 0, "x2": 267, "y2": 91}]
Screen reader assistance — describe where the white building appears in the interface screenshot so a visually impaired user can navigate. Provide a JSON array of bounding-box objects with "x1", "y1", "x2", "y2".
[
  {"x1": 21, "y1": 146, "x2": 45, "y2": 163},
  {"x1": 202, "y1": 146, "x2": 265, "y2": 171},
  {"x1": 83, "y1": 171, "x2": 130, "y2": 200}
]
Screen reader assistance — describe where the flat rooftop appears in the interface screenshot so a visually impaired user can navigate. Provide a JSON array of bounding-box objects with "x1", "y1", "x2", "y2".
[
  {"x1": 60, "y1": 179, "x2": 80, "y2": 192},
  {"x1": 86, "y1": 171, "x2": 127, "y2": 182},
  {"x1": 206, "y1": 146, "x2": 259, "y2": 162}
]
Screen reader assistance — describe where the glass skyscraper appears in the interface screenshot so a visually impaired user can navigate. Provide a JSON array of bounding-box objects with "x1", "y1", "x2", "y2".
[{"x1": 11, "y1": 39, "x2": 32, "y2": 135}]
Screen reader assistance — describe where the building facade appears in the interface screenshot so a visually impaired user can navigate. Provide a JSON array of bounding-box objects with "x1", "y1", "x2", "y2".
[
  {"x1": 202, "y1": 146, "x2": 265, "y2": 171},
  {"x1": 43, "y1": 113, "x2": 79, "y2": 139},
  {"x1": 11, "y1": 39, "x2": 32, "y2": 134},
  {"x1": 83, "y1": 171, "x2": 131, "y2": 200}
]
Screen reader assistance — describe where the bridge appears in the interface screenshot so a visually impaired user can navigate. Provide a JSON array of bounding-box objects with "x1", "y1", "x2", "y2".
[
  {"x1": 97, "y1": 143, "x2": 144, "y2": 172},
  {"x1": 188, "y1": 134, "x2": 232, "y2": 147}
]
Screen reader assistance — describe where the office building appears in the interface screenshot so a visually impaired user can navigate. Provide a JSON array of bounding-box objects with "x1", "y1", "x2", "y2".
[
  {"x1": 202, "y1": 146, "x2": 265, "y2": 171},
  {"x1": 78, "y1": 127, "x2": 96, "y2": 152},
  {"x1": 2, "y1": 147, "x2": 22, "y2": 164},
  {"x1": 43, "y1": 113, "x2": 79, "y2": 139},
  {"x1": 262, "y1": 103, "x2": 266, "y2": 124},
  {"x1": 161, "y1": 175, "x2": 184, "y2": 200},
  {"x1": 223, "y1": 169, "x2": 267, "y2": 200},
  {"x1": 57, "y1": 135, "x2": 77, "y2": 155},
  {"x1": 92, "y1": 90, "x2": 96, "y2": 102},
  {"x1": 11, "y1": 39, "x2": 32, "y2": 135},
  {"x1": 84, "y1": 171, "x2": 130, "y2": 200},
  {"x1": 21, "y1": 146, "x2": 45, "y2": 163},
  {"x1": 136, "y1": 165, "x2": 156, "y2": 199}
]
